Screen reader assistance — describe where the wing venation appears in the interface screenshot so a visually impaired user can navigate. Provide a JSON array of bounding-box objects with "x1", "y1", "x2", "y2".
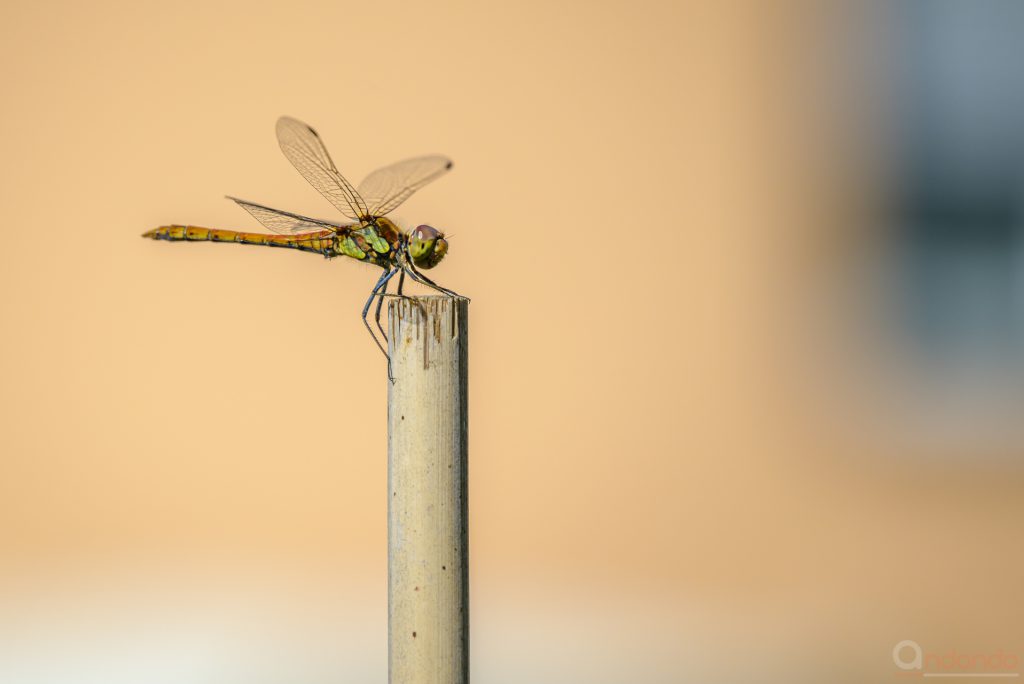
[
  {"x1": 359, "y1": 155, "x2": 453, "y2": 216},
  {"x1": 276, "y1": 116, "x2": 369, "y2": 219},
  {"x1": 227, "y1": 196, "x2": 350, "y2": 235}
]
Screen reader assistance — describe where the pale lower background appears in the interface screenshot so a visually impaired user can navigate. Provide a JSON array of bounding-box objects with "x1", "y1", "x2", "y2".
[{"x1": 1, "y1": 1, "x2": 1022, "y2": 682}]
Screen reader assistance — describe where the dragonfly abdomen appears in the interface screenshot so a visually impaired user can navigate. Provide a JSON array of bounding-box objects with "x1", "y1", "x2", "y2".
[{"x1": 143, "y1": 225, "x2": 334, "y2": 256}]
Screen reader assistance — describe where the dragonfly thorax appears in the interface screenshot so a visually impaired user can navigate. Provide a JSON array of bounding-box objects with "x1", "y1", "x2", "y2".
[
  {"x1": 328, "y1": 217, "x2": 402, "y2": 266},
  {"x1": 370, "y1": 216, "x2": 402, "y2": 246}
]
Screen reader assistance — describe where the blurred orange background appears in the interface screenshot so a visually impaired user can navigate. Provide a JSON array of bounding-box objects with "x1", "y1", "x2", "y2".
[{"x1": 1, "y1": 1, "x2": 1022, "y2": 681}]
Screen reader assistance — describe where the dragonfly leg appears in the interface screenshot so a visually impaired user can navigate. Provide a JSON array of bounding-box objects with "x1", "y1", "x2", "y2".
[
  {"x1": 404, "y1": 263, "x2": 463, "y2": 298},
  {"x1": 367, "y1": 271, "x2": 414, "y2": 303},
  {"x1": 374, "y1": 276, "x2": 389, "y2": 343},
  {"x1": 370, "y1": 268, "x2": 415, "y2": 303},
  {"x1": 362, "y1": 269, "x2": 398, "y2": 377},
  {"x1": 407, "y1": 259, "x2": 463, "y2": 298}
]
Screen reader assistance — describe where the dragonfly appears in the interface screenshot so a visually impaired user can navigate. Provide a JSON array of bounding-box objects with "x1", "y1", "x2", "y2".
[{"x1": 143, "y1": 116, "x2": 461, "y2": 376}]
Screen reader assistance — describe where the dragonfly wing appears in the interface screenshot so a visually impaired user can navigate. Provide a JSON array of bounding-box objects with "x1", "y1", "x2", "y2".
[
  {"x1": 276, "y1": 116, "x2": 369, "y2": 220},
  {"x1": 227, "y1": 196, "x2": 349, "y2": 235},
  {"x1": 359, "y1": 155, "x2": 453, "y2": 217}
]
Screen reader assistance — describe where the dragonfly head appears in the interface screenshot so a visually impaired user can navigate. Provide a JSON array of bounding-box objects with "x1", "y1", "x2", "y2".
[{"x1": 408, "y1": 225, "x2": 448, "y2": 269}]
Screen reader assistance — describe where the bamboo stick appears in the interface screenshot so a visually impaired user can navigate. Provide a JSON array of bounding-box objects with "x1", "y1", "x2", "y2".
[{"x1": 387, "y1": 295, "x2": 469, "y2": 684}]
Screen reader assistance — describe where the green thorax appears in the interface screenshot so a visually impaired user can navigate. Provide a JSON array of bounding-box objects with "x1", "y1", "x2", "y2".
[{"x1": 333, "y1": 216, "x2": 404, "y2": 266}]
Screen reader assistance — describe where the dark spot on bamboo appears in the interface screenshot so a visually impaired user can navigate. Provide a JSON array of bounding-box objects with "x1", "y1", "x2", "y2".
[
  {"x1": 442, "y1": 565, "x2": 446, "y2": 570},
  {"x1": 412, "y1": 631, "x2": 417, "y2": 638},
  {"x1": 414, "y1": 586, "x2": 419, "y2": 591}
]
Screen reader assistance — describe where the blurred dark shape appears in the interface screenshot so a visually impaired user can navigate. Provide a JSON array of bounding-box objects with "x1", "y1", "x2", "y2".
[{"x1": 888, "y1": 0, "x2": 1024, "y2": 365}]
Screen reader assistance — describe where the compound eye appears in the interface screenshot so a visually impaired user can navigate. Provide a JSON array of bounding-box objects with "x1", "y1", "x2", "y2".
[{"x1": 413, "y1": 225, "x2": 440, "y2": 242}]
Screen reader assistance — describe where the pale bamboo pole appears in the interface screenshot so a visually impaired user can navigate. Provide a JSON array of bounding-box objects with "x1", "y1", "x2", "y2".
[{"x1": 387, "y1": 295, "x2": 469, "y2": 684}]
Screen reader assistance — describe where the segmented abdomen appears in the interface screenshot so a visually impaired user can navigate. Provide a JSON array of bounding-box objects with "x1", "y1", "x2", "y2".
[{"x1": 143, "y1": 225, "x2": 334, "y2": 255}]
